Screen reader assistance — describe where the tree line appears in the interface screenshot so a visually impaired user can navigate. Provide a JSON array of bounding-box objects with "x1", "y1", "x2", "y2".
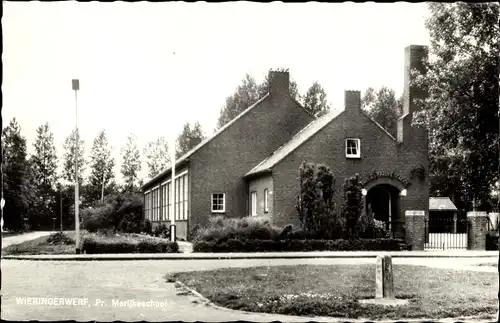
[{"x1": 1, "y1": 119, "x2": 205, "y2": 231}]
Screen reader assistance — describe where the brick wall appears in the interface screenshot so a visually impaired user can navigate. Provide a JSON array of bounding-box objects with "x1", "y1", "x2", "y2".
[
  {"x1": 248, "y1": 174, "x2": 273, "y2": 218},
  {"x1": 188, "y1": 72, "x2": 313, "y2": 229},
  {"x1": 272, "y1": 106, "x2": 429, "y2": 228},
  {"x1": 467, "y1": 211, "x2": 488, "y2": 250}
]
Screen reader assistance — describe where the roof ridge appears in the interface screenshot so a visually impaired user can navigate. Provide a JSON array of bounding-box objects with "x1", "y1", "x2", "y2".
[
  {"x1": 142, "y1": 93, "x2": 270, "y2": 188},
  {"x1": 360, "y1": 110, "x2": 397, "y2": 141},
  {"x1": 245, "y1": 109, "x2": 344, "y2": 177},
  {"x1": 246, "y1": 113, "x2": 322, "y2": 174}
]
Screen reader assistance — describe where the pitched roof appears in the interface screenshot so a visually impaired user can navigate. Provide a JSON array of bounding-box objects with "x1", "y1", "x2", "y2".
[
  {"x1": 429, "y1": 197, "x2": 458, "y2": 211},
  {"x1": 142, "y1": 93, "x2": 270, "y2": 189},
  {"x1": 245, "y1": 109, "x2": 344, "y2": 177},
  {"x1": 362, "y1": 111, "x2": 396, "y2": 141},
  {"x1": 245, "y1": 108, "x2": 398, "y2": 178}
]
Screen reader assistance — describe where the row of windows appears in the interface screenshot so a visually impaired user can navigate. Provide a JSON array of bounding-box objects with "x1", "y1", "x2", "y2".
[{"x1": 144, "y1": 172, "x2": 189, "y2": 222}]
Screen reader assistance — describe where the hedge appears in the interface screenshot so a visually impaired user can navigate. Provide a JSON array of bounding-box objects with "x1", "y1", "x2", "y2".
[
  {"x1": 82, "y1": 235, "x2": 179, "y2": 254},
  {"x1": 193, "y1": 238, "x2": 409, "y2": 253}
]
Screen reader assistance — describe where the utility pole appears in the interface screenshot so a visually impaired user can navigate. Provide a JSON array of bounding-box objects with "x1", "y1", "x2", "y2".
[
  {"x1": 101, "y1": 161, "x2": 106, "y2": 203},
  {"x1": 60, "y1": 184, "x2": 63, "y2": 233},
  {"x1": 72, "y1": 79, "x2": 81, "y2": 254},
  {"x1": 169, "y1": 51, "x2": 177, "y2": 242}
]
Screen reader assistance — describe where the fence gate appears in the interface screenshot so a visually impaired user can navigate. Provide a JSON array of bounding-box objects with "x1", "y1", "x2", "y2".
[{"x1": 424, "y1": 216, "x2": 468, "y2": 250}]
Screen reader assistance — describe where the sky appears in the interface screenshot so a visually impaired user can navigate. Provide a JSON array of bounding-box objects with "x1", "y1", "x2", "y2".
[{"x1": 3, "y1": 2, "x2": 431, "y2": 184}]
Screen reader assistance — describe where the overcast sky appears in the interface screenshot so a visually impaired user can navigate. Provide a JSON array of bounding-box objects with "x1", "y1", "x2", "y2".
[{"x1": 3, "y1": 2, "x2": 431, "y2": 183}]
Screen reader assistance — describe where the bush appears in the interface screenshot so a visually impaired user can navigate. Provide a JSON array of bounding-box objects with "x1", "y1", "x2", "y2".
[
  {"x1": 296, "y1": 162, "x2": 343, "y2": 239},
  {"x1": 47, "y1": 232, "x2": 75, "y2": 245},
  {"x1": 486, "y1": 231, "x2": 499, "y2": 250},
  {"x1": 193, "y1": 216, "x2": 281, "y2": 243},
  {"x1": 81, "y1": 233, "x2": 179, "y2": 254},
  {"x1": 82, "y1": 192, "x2": 147, "y2": 233},
  {"x1": 193, "y1": 238, "x2": 408, "y2": 253},
  {"x1": 152, "y1": 223, "x2": 170, "y2": 238}
]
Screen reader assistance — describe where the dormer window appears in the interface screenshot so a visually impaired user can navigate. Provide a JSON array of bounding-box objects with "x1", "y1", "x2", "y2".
[{"x1": 346, "y1": 138, "x2": 361, "y2": 158}]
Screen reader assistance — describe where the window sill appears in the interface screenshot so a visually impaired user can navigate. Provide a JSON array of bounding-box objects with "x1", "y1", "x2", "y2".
[
  {"x1": 346, "y1": 155, "x2": 361, "y2": 159},
  {"x1": 211, "y1": 211, "x2": 226, "y2": 214}
]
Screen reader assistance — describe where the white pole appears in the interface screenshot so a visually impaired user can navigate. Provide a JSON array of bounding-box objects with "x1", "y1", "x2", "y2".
[
  {"x1": 170, "y1": 136, "x2": 176, "y2": 241},
  {"x1": 72, "y1": 79, "x2": 81, "y2": 253},
  {"x1": 169, "y1": 51, "x2": 177, "y2": 242}
]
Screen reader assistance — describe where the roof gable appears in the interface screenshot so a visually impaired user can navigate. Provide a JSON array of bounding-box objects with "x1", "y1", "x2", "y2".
[
  {"x1": 142, "y1": 93, "x2": 270, "y2": 188},
  {"x1": 245, "y1": 109, "x2": 344, "y2": 177},
  {"x1": 246, "y1": 108, "x2": 399, "y2": 177}
]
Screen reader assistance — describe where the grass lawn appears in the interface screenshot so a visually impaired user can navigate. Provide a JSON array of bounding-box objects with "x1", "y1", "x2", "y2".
[
  {"x1": 168, "y1": 264, "x2": 498, "y2": 320},
  {"x1": 2, "y1": 231, "x2": 81, "y2": 255}
]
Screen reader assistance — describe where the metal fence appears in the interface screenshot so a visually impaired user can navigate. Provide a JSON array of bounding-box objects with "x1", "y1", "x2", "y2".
[{"x1": 424, "y1": 216, "x2": 468, "y2": 250}]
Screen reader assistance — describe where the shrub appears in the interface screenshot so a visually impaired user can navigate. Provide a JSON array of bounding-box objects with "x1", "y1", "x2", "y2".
[
  {"x1": 81, "y1": 192, "x2": 146, "y2": 233},
  {"x1": 47, "y1": 232, "x2": 75, "y2": 245},
  {"x1": 194, "y1": 216, "x2": 281, "y2": 243},
  {"x1": 341, "y1": 174, "x2": 363, "y2": 239},
  {"x1": 81, "y1": 233, "x2": 179, "y2": 254},
  {"x1": 153, "y1": 223, "x2": 170, "y2": 238},
  {"x1": 296, "y1": 162, "x2": 343, "y2": 239},
  {"x1": 193, "y1": 238, "x2": 407, "y2": 253}
]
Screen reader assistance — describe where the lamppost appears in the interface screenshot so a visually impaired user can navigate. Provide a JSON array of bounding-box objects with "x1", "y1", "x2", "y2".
[
  {"x1": 59, "y1": 183, "x2": 63, "y2": 233},
  {"x1": 52, "y1": 217, "x2": 56, "y2": 232},
  {"x1": 170, "y1": 133, "x2": 176, "y2": 242},
  {"x1": 169, "y1": 51, "x2": 177, "y2": 242},
  {"x1": 72, "y1": 79, "x2": 81, "y2": 254}
]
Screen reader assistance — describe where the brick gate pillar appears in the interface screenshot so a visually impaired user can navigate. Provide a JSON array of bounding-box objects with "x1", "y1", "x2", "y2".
[
  {"x1": 405, "y1": 210, "x2": 426, "y2": 250},
  {"x1": 467, "y1": 211, "x2": 488, "y2": 250}
]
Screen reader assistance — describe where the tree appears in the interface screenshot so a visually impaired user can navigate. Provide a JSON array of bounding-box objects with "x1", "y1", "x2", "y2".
[
  {"x1": 217, "y1": 71, "x2": 301, "y2": 129},
  {"x1": 361, "y1": 86, "x2": 403, "y2": 137},
  {"x1": 302, "y1": 81, "x2": 331, "y2": 117},
  {"x1": 341, "y1": 174, "x2": 363, "y2": 240},
  {"x1": 176, "y1": 121, "x2": 206, "y2": 159},
  {"x1": 88, "y1": 129, "x2": 115, "y2": 203},
  {"x1": 62, "y1": 129, "x2": 86, "y2": 184},
  {"x1": 2, "y1": 119, "x2": 35, "y2": 231},
  {"x1": 143, "y1": 136, "x2": 170, "y2": 179},
  {"x1": 296, "y1": 162, "x2": 342, "y2": 239},
  {"x1": 413, "y1": 3, "x2": 499, "y2": 210},
  {"x1": 30, "y1": 122, "x2": 59, "y2": 228},
  {"x1": 217, "y1": 74, "x2": 260, "y2": 129},
  {"x1": 121, "y1": 134, "x2": 142, "y2": 192}
]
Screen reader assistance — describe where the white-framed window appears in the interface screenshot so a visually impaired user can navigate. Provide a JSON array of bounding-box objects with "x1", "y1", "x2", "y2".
[
  {"x1": 211, "y1": 193, "x2": 225, "y2": 213},
  {"x1": 264, "y1": 189, "x2": 269, "y2": 213},
  {"x1": 345, "y1": 138, "x2": 361, "y2": 158},
  {"x1": 250, "y1": 191, "x2": 257, "y2": 216}
]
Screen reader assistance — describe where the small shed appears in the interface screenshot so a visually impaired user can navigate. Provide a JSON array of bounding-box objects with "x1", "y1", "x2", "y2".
[{"x1": 428, "y1": 197, "x2": 460, "y2": 233}]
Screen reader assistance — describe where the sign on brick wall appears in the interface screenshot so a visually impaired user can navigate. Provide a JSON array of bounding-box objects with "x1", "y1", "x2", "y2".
[{"x1": 360, "y1": 171, "x2": 410, "y2": 187}]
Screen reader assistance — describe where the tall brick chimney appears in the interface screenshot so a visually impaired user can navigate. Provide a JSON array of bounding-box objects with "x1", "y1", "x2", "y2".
[
  {"x1": 268, "y1": 70, "x2": 290, "y2": 97},
  {"x1": 397, "y1": 45, "x2": 428, "y2": 143},
  {"x1": 345, "y1": 90, "x2": 361, "y2": 110}
]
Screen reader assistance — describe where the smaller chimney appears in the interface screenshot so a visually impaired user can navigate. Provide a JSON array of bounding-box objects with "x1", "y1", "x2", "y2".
[
  {"x1": 268, "y1": 69, "x2": 290, "y2": 96},
  {"x1": 345, "y1": 90, "x2": 361, "y2": 110}
]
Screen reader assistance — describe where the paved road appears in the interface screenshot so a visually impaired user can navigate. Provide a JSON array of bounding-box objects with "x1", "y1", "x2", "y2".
[
  {"x1": 1, "y1": 231, "x2": 53, "y2": 249},
  {"x1": 1, "y1": 257, "x2": 497, "y2": 322}
]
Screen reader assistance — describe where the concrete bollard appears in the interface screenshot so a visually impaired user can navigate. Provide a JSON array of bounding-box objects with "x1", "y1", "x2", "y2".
[
  {"x1": 358, "y1": 254, "x2": 408, "y2": 306},
  {"x1": 376, "y1": 255, "x2": 394, "y2": 299}
]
